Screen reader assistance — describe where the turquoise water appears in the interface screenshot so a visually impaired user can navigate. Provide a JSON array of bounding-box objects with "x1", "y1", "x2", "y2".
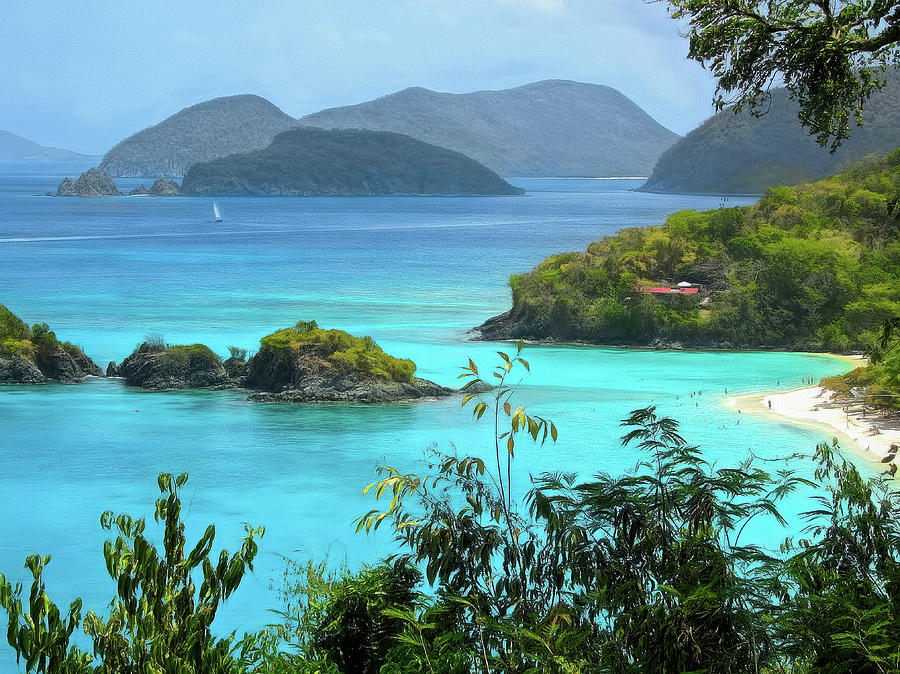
[{"x1": 0, "y1": 162, "x2": 859, "y2": 668}]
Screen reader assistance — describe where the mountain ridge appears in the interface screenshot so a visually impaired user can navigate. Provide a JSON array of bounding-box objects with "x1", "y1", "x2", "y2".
[
  {"x1": 298, "y1": 79, "x2": 679, "y2": 177},
  {"x1": 0, "y1": 130, "x2": 97, "y2": 161},
  {"x1": 99, "y1": 94, "x2": 298, "y2": 178},
  {"x1": 640, "y1": 69, "x2": 900, "y2": 194}
]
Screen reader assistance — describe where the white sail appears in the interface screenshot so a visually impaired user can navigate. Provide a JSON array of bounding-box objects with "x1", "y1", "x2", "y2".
[{"x1": 213, "y1": 202, "x2": 222, "y2": 222}]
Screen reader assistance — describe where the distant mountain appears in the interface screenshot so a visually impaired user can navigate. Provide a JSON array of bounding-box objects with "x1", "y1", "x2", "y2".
[
  {"x1": 298, "y1": 80, "x2": 679, "y2": 177},
  {"x1": 180, "y1": 128, "x2": 523, "y2": 196},
  {"x1": 100, "y1": 95, "x2": 298, "y2": 178},
  {"x1": 0, "y1": 130, "x2": 95, "y2": 161},
  {"x1": 640, "y1": 69, "x2": 900, "y2": 194}
]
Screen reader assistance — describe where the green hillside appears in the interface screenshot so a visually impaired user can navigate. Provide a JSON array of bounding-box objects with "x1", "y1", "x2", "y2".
[
  {"x1": 480, "y1": 151, "x2": 900, "y2": 351},
  {"x1": 641, "y1": 69, "x2": 900, "y2": 194},
  {"x1": 181, "y1": 128, "x2": 523, "y2": 196},
  {"x1": 99, "y1": 95, "x2": 298, "y2": 178}
]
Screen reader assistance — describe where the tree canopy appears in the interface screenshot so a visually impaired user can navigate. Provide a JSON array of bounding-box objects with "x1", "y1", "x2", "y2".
[{"x1": 666, "y1": 0, "x2": 900, "y2": 149}]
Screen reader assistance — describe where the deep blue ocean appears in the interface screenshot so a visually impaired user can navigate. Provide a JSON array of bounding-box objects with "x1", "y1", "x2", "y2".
[{"x1": 0, "y1": 161, "x2": 862, "y2": 668}]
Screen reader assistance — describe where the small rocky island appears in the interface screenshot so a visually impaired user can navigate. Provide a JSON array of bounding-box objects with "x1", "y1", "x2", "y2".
[
  {"x1": 242, "y1": 320, "x2": 450, "y2": 402},
  {"x1": 115, "y1": 321, "x2": 451, "y2": 402},
  {"x1": 180, "y1": 128, "x2": 524, "y2": 196},
  {"x1": 57, "y1": 167, "x2": 122, "y2": 197},
  {"x1": 128, "y1": 178, "x2": 182, "y2": 196},
  {"x1": 56, "y1": 170, "x2": 182, "y2": 197},
  {"x1": 0, "y1": 304, "x2": 101, "y2": 383},
  {"x1": 114, "y1": 341, "x2": 231, "y2": 390}
]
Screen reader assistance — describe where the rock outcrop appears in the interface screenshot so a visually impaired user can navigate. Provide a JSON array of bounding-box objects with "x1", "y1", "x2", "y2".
[
  {"x1": 148, "y1": 177, "x2": 181, "y2": 196},
  {"x1": 118, "y1": 342, "x2": 232, "y2": 390},
  {"x1": 33, "y1": 343, "x2": 103, "y2": 382},
  {"x1": 128, "y1": 178, "x2": 181, "y2": 196},
  {"x1": 0, "y1": 356, "x2": 47, "y2": 384},
  {"x1": 56, "y1": 178, "x2": 77, "y2": 196},
  {"x1": 246, "y1": 365, "x2": 450, "y2": 403},
  {"x1": 57, "y1": 168, "x2": 122, "y2": 196},
  {"x1": 0, "y1": 304, "x2": 101, "y2": 383}
]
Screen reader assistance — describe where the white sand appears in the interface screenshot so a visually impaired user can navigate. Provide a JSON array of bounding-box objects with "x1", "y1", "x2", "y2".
[{"x1": 727, "y1": 386, "x2": 900, "y2": 465}]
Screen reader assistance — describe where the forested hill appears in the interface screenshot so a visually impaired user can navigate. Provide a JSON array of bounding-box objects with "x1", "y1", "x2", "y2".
[
  {"x1": 298, "y1": 80, "x2": 679, "y2": 177},
  {"x1": 478, "y1": 151, "x2": 900, "y2": 351},
  {"x1": 640, "y1": 69, "x2": 900, "y2": 195},
  {"x1": 0, "y1": 130, "x2": 95, "y2": 161},
  {"x1": 99, "y1": 95, "x2": 298, "y2": 178},
  {"x1": 180, "y1": 128, "x2": 523, "y2": 196}
]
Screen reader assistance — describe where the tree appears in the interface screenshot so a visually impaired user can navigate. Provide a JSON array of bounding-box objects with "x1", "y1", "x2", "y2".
[{"x1": 665, "y1": 0, "x2": 900, "y2": 149}]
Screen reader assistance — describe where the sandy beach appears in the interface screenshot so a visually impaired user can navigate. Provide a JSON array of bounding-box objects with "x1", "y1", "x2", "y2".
[{"x1": 727, "y1": 385, "x2": 900, "y2": 465}]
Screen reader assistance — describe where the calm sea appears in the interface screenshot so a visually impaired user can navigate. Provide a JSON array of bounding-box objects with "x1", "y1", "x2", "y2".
[{"x1": 0, "y1": 161, "x2": 861, "y2": 667}]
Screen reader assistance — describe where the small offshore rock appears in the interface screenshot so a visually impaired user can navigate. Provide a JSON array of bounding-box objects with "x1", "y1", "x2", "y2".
[
  {"x1": 148, "y1": 177, "x2": 181, "y2": 196},
  {"x1": 56, "y1": 178, "x2": 77, "y2": 197},
  {"x1": 58, "y1": 167, "x2": 122, "y2": 197},
  {"x1": 118, "y1": 343, "x2": 233, "y2": 390},
  {"x1": 129, "y1": 184, "x2": 150, "y2": 196},
  {"x1": 106, "y1": 361, "x2": 118, "y2": 377}
]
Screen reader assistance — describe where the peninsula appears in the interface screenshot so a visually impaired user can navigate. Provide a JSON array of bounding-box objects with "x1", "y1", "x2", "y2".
[{"x1": 478, "y1": 151, "x2": 900, "y2": 351}]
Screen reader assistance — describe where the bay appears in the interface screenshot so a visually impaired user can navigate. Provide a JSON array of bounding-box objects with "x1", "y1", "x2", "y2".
[{"x1": 0, "y1": 162, "x2": 860, "y2": 668}]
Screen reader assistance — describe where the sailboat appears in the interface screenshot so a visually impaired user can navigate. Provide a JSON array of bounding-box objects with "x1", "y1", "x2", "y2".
[{"x1": 213, "y1": 202, "x2": 223, "y2": 223}]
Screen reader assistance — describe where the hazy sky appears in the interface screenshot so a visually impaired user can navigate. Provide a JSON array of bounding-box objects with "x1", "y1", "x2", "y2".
[{"x1": 0, "y1": 0, "x2": 719, "y2": 154}]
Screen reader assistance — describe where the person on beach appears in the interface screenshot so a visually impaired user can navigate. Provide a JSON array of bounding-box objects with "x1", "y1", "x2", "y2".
[{"x1": 768, "y1": 399, "x2": 772, "y2": 410}]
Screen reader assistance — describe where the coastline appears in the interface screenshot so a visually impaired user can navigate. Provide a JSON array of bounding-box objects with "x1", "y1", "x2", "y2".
[{"x1": 725, "y1": 354, "x2": 898, "y2": 466}]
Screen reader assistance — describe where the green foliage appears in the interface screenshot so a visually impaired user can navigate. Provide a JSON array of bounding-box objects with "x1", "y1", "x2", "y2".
[
  {"x1": 0, "y1": 304, "x2": 30, "y2": 343},
  {"x1": 258, "y1": 320, "x2": 416, "y2": 383},
  {"x1": 227, "y1": 346, "x2": 248, "y2": 362},
  {"x1": 0, "y1": 556, "x2": 92, "y2": 673},
  {"x1": 0, "y1": 304, "x2": 94, "y2": 369},
  {"x1": 137, "y1": 333, "x2": 166, "y2": 353},
  {"x1": 352, "y1": 351, "x2": 898, "y2": 671},
  {"x1": 776, "y1": 445, "x2": 900, "y2": 672},
  {"x1": 301, "y1": 562, "x2": 421, "y2": 673},
  {"x1": 0, "y1": 473, "x2": 264, "y2": 673},
  {"x1": 162, "y1": 343, "x2": 223, "y2": 372},
  {"x1": 504, "y1": 152, "x2": 900, "y2": 350},
  {"x1": 666, "y1": 1, "x2": 900, "y2": 150}
]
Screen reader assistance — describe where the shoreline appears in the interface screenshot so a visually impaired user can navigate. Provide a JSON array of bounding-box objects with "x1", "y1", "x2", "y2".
[{"x1": 726, "y1": 364, "x2": 899, "y2": 466}]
